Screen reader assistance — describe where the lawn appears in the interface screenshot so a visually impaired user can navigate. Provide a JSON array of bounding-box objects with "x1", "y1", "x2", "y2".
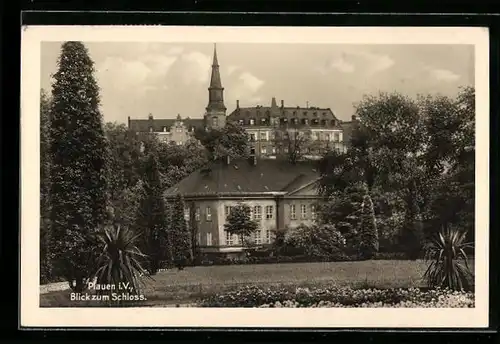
[{"x1": 40, "y1": 260, "x2": 442, "y2": 307}]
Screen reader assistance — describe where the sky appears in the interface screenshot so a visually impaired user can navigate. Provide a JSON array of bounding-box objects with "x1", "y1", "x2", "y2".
[{"x1": 40, "y1": 42, "x2": 474, "y2": 124}]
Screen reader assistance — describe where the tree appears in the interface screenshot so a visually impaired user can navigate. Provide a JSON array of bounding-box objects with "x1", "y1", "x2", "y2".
[
  {"x1": 49, "y1": 42, "x2": 109, "y2": 292},
  {"x1": 358, "y1": 194, "x2": 379, "y2": 259},
  {"x1": 195, "y1": 122, "x2": 249, "y2": 161},
  {"x1": 40, "y1": 89, "x2": 53, "y2": 283},
  {"x1": 169, "y1": 194, "x2": 193, "y2": 269},
  {"x1": 135, "y1": 151, "x2": 168, "y2": 274},
  {"x1": 157, "y1": 139, "x2": 209, "y2": 188},
  {"x1": 273, "y1": 128, "x2": 313, "y2": 164},
  {"x1": 223, "y1": 203, "x2": 259, "y2": 248}
]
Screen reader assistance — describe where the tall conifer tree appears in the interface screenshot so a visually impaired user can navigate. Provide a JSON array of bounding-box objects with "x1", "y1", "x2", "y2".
[{"x1": 49, "y1": 42, "x2": 108, "y2": 291}]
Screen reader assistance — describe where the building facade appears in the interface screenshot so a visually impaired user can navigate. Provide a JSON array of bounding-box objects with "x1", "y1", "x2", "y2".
[
  {"x1": 165, "y1": 158, "x2": 323, "y2": 254},
  {"x1": 128, "y1": 113, "x2": 203, "y2": 145}
]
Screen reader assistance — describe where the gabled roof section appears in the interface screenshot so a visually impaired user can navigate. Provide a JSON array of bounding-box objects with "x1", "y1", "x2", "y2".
[
  {"x1": 165, "y1": 159, "x2": 320, "y2": 198},
  {"x1": 129, "y1": 118, "x2": 204, "y2": 132}
]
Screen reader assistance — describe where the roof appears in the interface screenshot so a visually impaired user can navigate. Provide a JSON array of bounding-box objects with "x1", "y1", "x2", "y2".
[
  {"x1": 165, "y1": 159, "x2": 320, "y2": 198},
  {"x1": 128, "y1": 117, "x2": 205, "y2": 132},
  {"x1": 227, "y1": 98, "x2": 342, "y2": 129}
]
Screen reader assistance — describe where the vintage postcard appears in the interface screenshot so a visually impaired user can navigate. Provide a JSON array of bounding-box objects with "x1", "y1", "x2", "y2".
[{"x1": 21, "y1": 25, "x2": 489, "y2": 328}]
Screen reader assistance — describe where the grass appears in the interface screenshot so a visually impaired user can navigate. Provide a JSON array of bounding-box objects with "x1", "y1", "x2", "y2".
[{"x1": 40, "y1": 259, "x2": 473, "y2": 307}]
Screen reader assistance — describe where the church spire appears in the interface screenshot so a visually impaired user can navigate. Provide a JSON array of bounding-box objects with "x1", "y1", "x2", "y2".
[{"x1": 209, "y1": 43, "x2": 222, "y2": 89}]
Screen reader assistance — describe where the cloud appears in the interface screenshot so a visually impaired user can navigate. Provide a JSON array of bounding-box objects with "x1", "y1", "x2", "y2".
[
  {"x1": 179, "y1": 51, "x2": 212, "y2": 84},
  {"x1": 227, "y1": 65, "x2": 240, "y2": 75},
  {"x1": 166, "y1": 46, "x2": 184, "y2": 55},
  {"x1": 316, "y1": 51, "x2": 393, "y2": 76},
  {"x1": 328, "y1": 56, "x2": 355, "y2": 73},
  {"x1": 428, "y1": 68, "x2": 461, "y2": 82},
  {"x1": 239, "y1": 72, "x2": 264, "y2": 93},
  {"x1": 361, "y1": 52, "x2": 395, "y2": 74}
]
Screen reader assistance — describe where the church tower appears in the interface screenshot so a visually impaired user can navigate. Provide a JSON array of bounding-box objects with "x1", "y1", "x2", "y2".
[{"x1": 204, "y1": 43, "x2": 226, "y2": 129}]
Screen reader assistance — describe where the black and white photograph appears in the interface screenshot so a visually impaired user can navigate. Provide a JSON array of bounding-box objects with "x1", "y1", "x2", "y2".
[{"x1": 21, "y1": 26, "x2": 489, "y2": 328}]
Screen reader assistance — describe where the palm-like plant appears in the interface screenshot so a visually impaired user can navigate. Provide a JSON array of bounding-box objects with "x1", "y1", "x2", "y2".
[
  {"x1": 423, "y1": 226, "x2": 474, "y2": 291},
  {"x1": 92, "y1": 224, "x2": 152, "y2": 299}
]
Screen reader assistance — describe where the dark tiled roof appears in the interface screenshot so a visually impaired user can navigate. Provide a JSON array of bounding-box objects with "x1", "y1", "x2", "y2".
[
  {"x1": 227, "y1": 104, "x2": 343, "y2": 129},
  {"x1": 128, "y1": 118, "x2": 205, "y2": 132},
  {"x1": 165, "y1": 159, "x2": 320, "y2": 198}
]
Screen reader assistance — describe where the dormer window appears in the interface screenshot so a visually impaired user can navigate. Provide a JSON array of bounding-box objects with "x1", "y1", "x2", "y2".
[
  {"x1": 238, "y1": 119, "x2": 244, "y2": 125},
  {"x1": 149, "y1": 127, "x2": 153, "y2": 132},
  {"x1": 250, "y1": 118, "x2": 255, "y2": 125},
  {"x1": 330, "y1": 120, "x2": 336, "y2": 126},
  {"x1": 303, "y1": 112, "x2": 307, "y2": 116},
  {"x1": 163, "y1": 126, "x2": 167, "y2": 132},
  {"x1": 261, "y1": 118, "x2": 266, "y2": 125}
]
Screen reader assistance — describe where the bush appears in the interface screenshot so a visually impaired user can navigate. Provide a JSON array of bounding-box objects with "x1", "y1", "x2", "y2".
[
  {"x1": 423, "y1": 226, "x2": 474, "y2": 291},
  {"x1": 358, "y1": 195, "x2": 379, "y2": 259},
  {"x1": 283, "y1": 224, "x2": 346, "y2": 258},
  {"x1": 201, "y1": 285, "x2": 474, "y2": 308}
]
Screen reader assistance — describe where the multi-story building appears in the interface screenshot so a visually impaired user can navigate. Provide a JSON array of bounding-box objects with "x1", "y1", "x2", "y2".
[
  {"x1": 227, "y1": 97, "x2": 347, "y2": 158},
  {"x1": 165, "y1": 157, "x2": 323, "y2": 255},
  {"x1": 128, "y1": 113, "x2": 203, "y2": 145}
]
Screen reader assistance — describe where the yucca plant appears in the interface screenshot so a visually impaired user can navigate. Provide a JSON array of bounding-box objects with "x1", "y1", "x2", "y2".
[
  {"x1": 423, "y1": 226, "x2": 474, "y2": 291},
  {"x1": 92, "y1": 224, "x2": 152, "y2": 303}
]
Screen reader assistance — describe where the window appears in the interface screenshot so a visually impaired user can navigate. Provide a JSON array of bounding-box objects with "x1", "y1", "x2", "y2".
[
  {"x1": 163, "y1": 126, "x2": 167, "y2": 132},
  {"x1": 334, "y1": 132, "x2": 340, "y2": 142},
  {"x1": 266, "y1": 230, "x2": 272, "y2": 243},
  {"x1": 311, "y1": 204, "x2": 317, "y2": 220},
  {"x1": 290, "y1": 204, "x2": 296, "y2": 220},
  {"x1": 206, "y1": 207, "x2": 212, "y2": 221},
  {"x1": 265, "y1": 205, "x2": 273, "y2": 219},
  {"x1": 197, "y1": 232, "x2": 201, "y2": 244},
  {"x1": 254, "y1": 206, "x2": 262, "y2": 220},
  {"x1": 271, "y1": 147, "x2": 276, "y2": 154},
  {"x1": 149, "y1": 127, "x2": 153, "y2": 132},
  {"x1": 184, "y1": 207, "x2": 190, "y2": 221},
  {"x1": 261, "y1": 146, "x2": 267, "y2": 154},
  {"x1": 250, "y1": 118, "x2": 255, "y2": 125},
  {"x1": 250, "y1": 133, "x2": 256, "y2": 141},
  {"x1": 261, "y1": 118, "x2": 266, "y2": 125},
  {"x1": 224, "y1": 206, "x2": 232, "y2": 219},
  {"x1": 313, "y1": 132, "x2": 319, "y2": 140},
  {"x1": 253, "y1": 230, "x2": 262, "y2": 245},
  {"x1": 225, "y1": 231, "x2": 234, "y2": 246},
  {"x1": 206, "y1": 232, "x2": 212, "y2": 246},
  {"x1": 195, "y1": 207, "x2": 200, "y2": 221},
  {"x1": 284, "y1": 147, "x2": 289, "y2": 153},
  {"x1": 212, "y1": 117, "x2": 218, "y2": 127},
  {"x1": 260, "y1": 132, "x2": 267, "y2": 141},
  {"x1": 238, "y1": 119, "x2": 244, "y2": 125},
  {"x1": 301, "y1": 204, "x2": 307, "y2": 219}
]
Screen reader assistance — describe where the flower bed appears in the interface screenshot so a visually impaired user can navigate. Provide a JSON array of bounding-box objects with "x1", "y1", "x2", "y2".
[{"x1": 200, "y1": 285, "x2": 474, "y2": 308}]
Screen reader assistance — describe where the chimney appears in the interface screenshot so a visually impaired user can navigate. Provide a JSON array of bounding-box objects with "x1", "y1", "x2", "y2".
[
  {"x1": 226, "y1": 155, "x2": 231, "y2": 165},
  {"x1": 127, "y1": 116, "x2": 130, "y2": 128},
  {"x1": 236, "y1": 100, "x2": 239, "y2": 108},
  {"x1": 281, "y1": 100, "x2": 284, "y2": 108},
  {"x1": 148, "y1": 113, "x2": 153, "y2": 120},
  {"x1": 271, "y1": 97, "x2": 277, "y2": 108}
]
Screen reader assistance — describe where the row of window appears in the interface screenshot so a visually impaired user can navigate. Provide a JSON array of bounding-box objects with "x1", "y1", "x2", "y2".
[
  {"x1": 256, "y1": 144, "x2": 344, "y2": 155},
  {"x1": 240, "y1": 118, "x2": 340, "y2": 127},
  {"x1": 185, "y1": 204, "x2": 316, "y2": 222},
  {"x1": 195, "y1": 230, "x2": 273, "y2": 246},
  {"x1": 224, "y1": 229, "x2": 273, "y2": 246},
  {"x1": 290, "y1": 204, "x2": 317, "y2": 220},
  {"x1": 248, "y1": 131, "x2": 342, "y2": 142},
  {"x1": 225, "y1": 205, "x2": 274, "y2": 220}
]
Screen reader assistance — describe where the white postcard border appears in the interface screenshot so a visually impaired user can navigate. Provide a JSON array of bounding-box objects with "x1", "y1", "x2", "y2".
[{"x1": 20, "y1": 25, "x2": 490, "y2": 328}]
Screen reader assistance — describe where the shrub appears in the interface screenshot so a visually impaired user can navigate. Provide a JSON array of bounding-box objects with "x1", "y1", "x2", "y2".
[
  {"x1": 283, "y1": 224, "x2": 346, "y2": 259},
  {"x1": 93, "y1": 224, "x2": 151, "y2": 302},
  {"x1": 423, "y1": 226, "x2": 474, "y2": 291},
  {"x1": 201, "y1": 285, "x2": 474, "y2": 308},
  {"x1": 358, "y1": 195, "x2": 379, "y2": 259}
]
